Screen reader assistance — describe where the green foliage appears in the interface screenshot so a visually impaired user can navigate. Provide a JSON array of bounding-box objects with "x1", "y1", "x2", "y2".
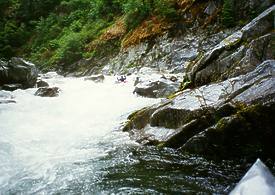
[
  {"x1": 0, "y1": 0, "x2": 178, "y2": 70},
  {"x1": 90, "y1": 0, "x2": 123, "y2": 20},
  {"x1": 0, "y1": 21, "x2": 29, "y2": 58},
  {"x1": 51, "y1": 32, "x2": 85, "y2": 66},
  {"x1": 222, "y1": 0, "x2": 235, "y2": 27},
  {"x1": 17, "y1": 0, "x2": 61, "y2": 22},
  {"x1": 154, "y1": 0, "x2": 177, "y2": 19},
  {"x1": 123, "y1": 0, "x2": 152, "y2": 30},
  {"x1": 123, "y1": 0, "x2": 177, "y2": 30}
]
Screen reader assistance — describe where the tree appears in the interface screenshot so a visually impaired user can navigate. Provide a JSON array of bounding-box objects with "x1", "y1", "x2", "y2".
[{"x1": 222, "y1": 0, "x2": 235, "y2": 27}]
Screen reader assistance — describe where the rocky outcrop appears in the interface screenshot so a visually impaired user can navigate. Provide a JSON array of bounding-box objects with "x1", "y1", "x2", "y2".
[
  {"x1": 186, "y1": 5, "x2": 275, "y2": 87},
  {"x1": 97, "y1": 28, "x2": 233, "y2": 75},
  {"x1": 134, "y1": 79, "x2": 180, "y2": 98},
  {"x1": 133, "y1": 73, "x2": 181, "y2": 98},
  {"x1": 122, "y1": 60, "x2": 275, "y2": 160},
  {"x1": 35, "y1": 87, "x2": 60, "y2": 97},
  {"x1": 36, "y1": 80, "x2": 49, "y2": 88},
  {"x1": 0, "y1": 57, "x2": 38, "y2": 90}
]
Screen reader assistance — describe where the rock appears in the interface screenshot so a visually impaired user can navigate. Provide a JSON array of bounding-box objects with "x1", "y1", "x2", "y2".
[
  {"x1": 84, "y1": 74, "x2": 105, "y2": 83},
  {"x1": 36, "y1": 80, "x2": 49, "y2": 88},
  {"x1": 180, "y1": 102, "x2": 275, "y2": 159},
  {"x1": 0, "y1": 91, "x2": 16, "y2": 104},
  {"x1": 194, "y1": 32, "x2": 273, "y2": 86},
  {"x1": 0, "y1": 99, "x2": 16, "y2": 104},
  {"x1": 100, "y1": 29, "x2": 230, "y2": 75},
  {"x1": 123, "y1": 60, "x2": 275, "y2": 160},
  {"x1": 204, "y1": 1, "x2": 218, "y2": 15},
  {"x1": 2, "y1": 84, "x2": 23, "y2": 91},
  {"x1": 169, "y1": 76, "x2": 178, "y2": 82},
  {"x1": 230, "y1": 159, "x2": 275, "y2": 195},
  {"x1": 35, "y1": 87, "x2": 60, "y2": 97},
  {"x1": 0, "y1": 57, "x2": 38, "y2": 89},
  {"x1": 187, "y1": 5, "x2": 275, "y2": 87},
  {"x1": 133, "y1": 78, "x2": 180, "y2": 98},
  {"x1": 40, "y1": 72, "x2": 61, "y2": 79}
]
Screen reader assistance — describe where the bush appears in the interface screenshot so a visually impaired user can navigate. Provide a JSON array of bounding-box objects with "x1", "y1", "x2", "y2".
[
  {"x1": 154, "y1": 0, "x2": 177, "y2": 20},
  {"x1": 123, "y1": 0, "x2": 152, "y2": 30}
]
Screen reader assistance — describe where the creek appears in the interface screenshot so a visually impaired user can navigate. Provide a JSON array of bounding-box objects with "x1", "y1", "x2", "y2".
[{"x1": 0, "y1": 73, "x2": 244, "y2": 194}]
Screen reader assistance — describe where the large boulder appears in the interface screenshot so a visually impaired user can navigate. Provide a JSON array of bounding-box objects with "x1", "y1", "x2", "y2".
[
  {"x1": 122, "y1": 60, "x2": 275, "y2": 160},
  {"x1": 186, "y1": 5, "x2": 275, "y2": 87},
  {"x1": 133, "y1": 72, "x2": 182, "y2": 98},
  {"x1": 0, "y1": 57, "x2": 38, "y2": 90},
  {"x1": 134, "y1": 79, "x2": 180, "y2": 98}
]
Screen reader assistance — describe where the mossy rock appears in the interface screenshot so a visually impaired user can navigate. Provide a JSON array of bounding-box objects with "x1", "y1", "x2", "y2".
[
  {"x1": 181, "y1": 102, "x2": 275, "y2": 160},
  {"x1": 122, "y1": 107, "x2": 157, "y2": 132}
]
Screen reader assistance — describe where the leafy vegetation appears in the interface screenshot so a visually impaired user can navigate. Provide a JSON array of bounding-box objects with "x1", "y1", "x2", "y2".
[
  {"x1": 221, "y1": 0, "x2": 235, "y2": 27},
  {"x1": 1, "y1": 0, "x2": 257, "y2": 71},
  {"x1": 0, "y1": 0, "x2": 178, "y2": 70}
]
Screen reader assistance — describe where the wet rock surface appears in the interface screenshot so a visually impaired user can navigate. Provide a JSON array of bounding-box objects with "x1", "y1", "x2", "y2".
[
  {"x1": 35, "y1": 87, "x2": 60, "y2": 97},
  {"x1": 187, "y1": 5, "x2": 275, "y2": 87},
  {"x1": 0, "y1": 57, "x2": 38, "y2": 90},
  {"x1": 134, "y1": 78, "x2": 180, "y2": 98},
  {"x1": 122, "y1": 60, "x2": 275, "y2": 160},
  {"x1": 132, "y1": 68, "x2": 183, "y2": 98},
  {"x1": 0, "y1": 91, "x2": 16, "y2": 104},
  {"x1": 94, "y1": 28, "x2": 232, "y2": 75},
  {"x1": 36, "y1": 80, "x2": 49, "y2": 88}
]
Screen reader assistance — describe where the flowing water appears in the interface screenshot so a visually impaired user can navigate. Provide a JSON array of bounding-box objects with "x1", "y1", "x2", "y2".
[{"x1": 0, "y1": 73, "x2": 249, "y2": 194}]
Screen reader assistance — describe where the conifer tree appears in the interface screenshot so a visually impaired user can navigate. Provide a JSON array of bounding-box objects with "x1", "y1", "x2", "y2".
[{"x1": 222, "y1": 0, "x2": 235, "y2": 27}]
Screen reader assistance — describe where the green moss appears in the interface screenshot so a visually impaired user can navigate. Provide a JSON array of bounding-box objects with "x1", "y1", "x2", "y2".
[
  {"x1": 123, "y1": 106, "x2": 153, "y2": 132},
  {"x1": 157, "y1": 142, "x2": 165, "y2": 148},
  {"x1": 126, "y1": 62, "x2": 139, "y2": 69},
  {"x1": 179, "y1": 77, "x2": 192, "y2": 91},
  {"x1": 167, "y1": 91, "x2": 182, "y2": 100}
]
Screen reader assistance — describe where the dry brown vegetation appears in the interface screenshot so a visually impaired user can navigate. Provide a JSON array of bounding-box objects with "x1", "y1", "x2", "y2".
[{"x1": 122, "y1": 16, "x2": 173, "y2": 48}]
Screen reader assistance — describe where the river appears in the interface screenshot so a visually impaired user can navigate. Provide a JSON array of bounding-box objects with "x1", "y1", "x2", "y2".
[{"x1": 0, "y1": 73, "x2": 245, "y2": 194}]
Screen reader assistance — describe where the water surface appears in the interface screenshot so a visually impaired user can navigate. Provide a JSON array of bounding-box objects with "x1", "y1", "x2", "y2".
[{"x1": 0, "y1": 73, "x2": 250, "y2": 194}]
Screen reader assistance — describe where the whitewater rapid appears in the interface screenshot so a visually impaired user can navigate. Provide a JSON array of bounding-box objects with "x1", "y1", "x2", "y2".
[
  {"x1": 0, "y1": 73, "x2": 158, "y2": 193},
  {"x1": 1, "y1": 73, "x2": 263, "y2": 194}
]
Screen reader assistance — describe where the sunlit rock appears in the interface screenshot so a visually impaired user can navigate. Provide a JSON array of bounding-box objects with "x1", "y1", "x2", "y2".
[
  {"x1": 187, "y1": 5, "x2": 275, "y2": 87},
  {"x1": 134, "y1": 78, "x2": 180, "y2": 98}
]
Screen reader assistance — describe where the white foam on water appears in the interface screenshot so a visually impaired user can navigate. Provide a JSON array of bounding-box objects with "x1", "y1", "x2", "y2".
[{"x1": 0, "y1": 74, "x2": 158, "y2": 192}]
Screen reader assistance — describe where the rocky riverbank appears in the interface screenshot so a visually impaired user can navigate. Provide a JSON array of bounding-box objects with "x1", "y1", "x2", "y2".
[{"x1": 121, "y1": 5, "x2": 275, "y2": 161}]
